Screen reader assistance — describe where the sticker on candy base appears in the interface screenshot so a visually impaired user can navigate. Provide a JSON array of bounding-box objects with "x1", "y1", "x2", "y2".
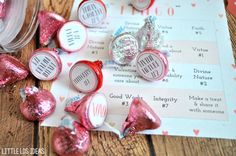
[
  {"x1": 77, "y1": 0, "x2": 107, "y2": 27},
  {"x1": 130, "y1": 0, "x2": 154, "y2": 11},
  {"x1": 69, "y1": 60, "x2": 103, "y2": 93},
  {"x1": 29, "y1": 49, "x2": 62, "y2": 81},
  {"x1": 57, "y1": 21, "x2": 87, "y2": 52},
  {"x1": 65, "y1": 92, "x2": 108, "y2": 130},
  {"x1": 136, "y1": 49, "x2": 168, "y2": 81}
]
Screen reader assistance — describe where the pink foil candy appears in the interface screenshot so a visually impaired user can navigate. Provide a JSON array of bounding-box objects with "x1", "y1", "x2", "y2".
[
  {"x1": 38, "y1": 10, "x2": 66, "y2": 46},
  {"x1": 0, "y1": 54, "x2": 29, "y2": 87},
  {"x1": 122, "y1": 98, "x2": 161, "y2": 136},
  {"x1": 65, "y1": 93, "x2": 108, "y2": 130},
  {"x1": 0, "y1": 0, "x2": 7, "y2": 19},
  {"x1": 20, "y1": 86, "x2": 56, "y2": 121},
  {"x1": 52, "y1": 121, "x2": 90, "y2": 156}
]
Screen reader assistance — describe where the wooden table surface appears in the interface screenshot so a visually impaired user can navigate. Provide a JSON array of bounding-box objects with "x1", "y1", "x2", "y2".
[{"x1": 1, "y1": 0, "x2": 236, "y2": 156}]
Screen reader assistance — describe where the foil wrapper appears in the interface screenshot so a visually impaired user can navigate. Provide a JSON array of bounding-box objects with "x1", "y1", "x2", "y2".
[
  {"x1": 69, "y1": 60, "x2": 103, "y2": 93},
  {"x1": 110, "y1": 32, "x2": 139, "y2": 65},
  {"x1": 65, "y1": 93, "x2": 108, "y2": 130},
  {"x1": 20, "y1": 86, "x2": 56, "y2": 121},
  {"x1": 0, "y1": 54, "x2": 29, "y2": 88},
  {"x1": 29, "y1": 48, "x2": 62, "y2": 81},
  {"x1": 38, "y1": 10, "x2": 66, "y2": 46},
  {"x1": 0, "y1": 0, "x2": 7, "y2": 19},
  {"x1": 122, "y1": 98, "x2": 161, "y2": 136},
  {"x1": 130, "y1": 0, "x2": 154, "y2": 11},
  {"x1": 136, "y1": 16, "x2": 163, "y2": 51},
  {"x1": 52, "y1": 121, "x2": 90, "y2": 156}
]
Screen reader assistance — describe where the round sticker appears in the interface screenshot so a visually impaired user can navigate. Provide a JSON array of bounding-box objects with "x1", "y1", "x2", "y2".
[
  {"x1": 88, "y1": 93, "x2": 107, "y2": 128},
  {"x1": 110, "y1": 33, "x2": 139, "y2": 65},
  {"x1": 29, "y1": 50, "x2": 62, "y2": 81},
  {"x1": 130, "y1": 0, "x2": 154, "y2": 11},
  {"x1": 78, "y1": 0, "x2": 106, "y2": 27},
  {"x1": 136, "y1": 49, "x2": 168, "y2": 81},
  {"x1": 69, "y1": 61, "x2": 103, "y2": 93},
  {"x1": 57, "y1": 21, "x2": 87, "y2": 52}
]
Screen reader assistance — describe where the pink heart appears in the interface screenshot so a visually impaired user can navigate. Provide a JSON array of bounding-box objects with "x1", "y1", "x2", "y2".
[
  {"x1": 234, "y1": 110, "x2": 236, "y2": 114},
  {"x1": 234, "y1": 77, "x2": 236, "y2": 81},
  {"x1": 191, "y1": 3, "x2": 196, "y2": 7},
  {"x1": 232, "y1": 64, "x2": 236, "y2": 69},
  {"x1": 59, "y1": 96, "x2": 65, "y2": 102},
  {"x1": 193, "y1": 129, "x2": 200, "y2": 136},
  {"x1": 162, "y1": 130, "x2": 169, "y2": 136},
  {"x1": 67, "y1": 62, "x2": 73, "y2": 67}
]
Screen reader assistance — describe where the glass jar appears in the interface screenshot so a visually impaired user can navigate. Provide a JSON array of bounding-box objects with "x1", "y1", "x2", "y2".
[{"x1": 0, "y1": 0, "x2": 40, "y2": 53}]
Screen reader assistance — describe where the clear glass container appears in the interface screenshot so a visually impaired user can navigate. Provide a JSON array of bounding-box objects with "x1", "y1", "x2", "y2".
[{"x1": 0, "y1": 0, "x2": 40, "y2": 53}]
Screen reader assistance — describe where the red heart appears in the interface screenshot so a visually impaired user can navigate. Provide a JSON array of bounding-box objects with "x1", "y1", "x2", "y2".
[
  {"x1": 59, "y1": 96, "x2": 65, "y2": 102},
  {"x1": 193, "y1": 129, "x2": 200, "y2": 136},
  {"x1": 162, "y1": 130, "x2": 168, "y2": 136},
  {"x1": 191, "y1": 3, "x2": 196, "y2": 7},
  {"x1": 232, "y1": 64, "x2": 236, "y2": 69},
  {"x1": 67, "y1": 62, "x2": 73, "y2": 67}
]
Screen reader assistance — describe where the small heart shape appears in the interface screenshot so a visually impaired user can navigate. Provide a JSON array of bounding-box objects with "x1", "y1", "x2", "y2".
[
  {"x1": 193, "y1": 129, "x2": 200, "y2": 136},
  {"x1": 218, "y1": 14, "x2": 223, "y2": 18},
  {"x1": 233, "y1": 77, "x2": 236, "y2": 81},
  {"x1": 109, "y1": 122, "x2": 116, "y2": 127},
  {"x1": 67, "y1": 62, "x2": 73, "y2": 67},
  {"x1": 59, "y1": 96, "x2": 65, "y2": 102},
  {"x1": 162, "y1": 130, "x2": 168, "y2": 136},
  {"x1": 234, "y1": 110, "x2": 236, "y2": 114},
  {"x1": 232, "y1": 64, "x2": 236, "y2": 69},
  {"x1": 191, "y1": 3, "x2": 196, "y2": 7}
]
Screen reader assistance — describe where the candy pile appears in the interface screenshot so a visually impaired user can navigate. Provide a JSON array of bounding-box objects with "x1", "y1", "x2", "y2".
[{"x1": 0, "y1": 0, "x2": 165, "y2": 155}]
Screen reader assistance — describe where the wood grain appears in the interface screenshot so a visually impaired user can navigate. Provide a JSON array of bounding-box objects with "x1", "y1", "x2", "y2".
[
  {"x1": 0, "y1": 30, "x2": 37, "y2": 151},
  {"x1": 0, "y1": 0, "x2": 39, "y2": 153}
]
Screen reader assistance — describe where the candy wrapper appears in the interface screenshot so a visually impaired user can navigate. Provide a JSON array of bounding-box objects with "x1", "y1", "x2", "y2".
[
  {"x1": 122, "y1": 98, "x2": 161, "y2": 137},
  {"x1": 65, "y1": 92, "x2": 108, "y2": 130},
  {"x1": 20, "y1": 86, "x2": 56, "y2": 121},
  {"x1": 52, "y1": 121, "x2": 90, "y2": 156},
  {"x1": 0, "y1": 0, "x2": 7, "y2": 19},
  {"x1": 38, "y1": 10, "x2": 66, "y2": 46},
  {"x1": 0, "y1": 54, "x2": 29, "y2": 88}
]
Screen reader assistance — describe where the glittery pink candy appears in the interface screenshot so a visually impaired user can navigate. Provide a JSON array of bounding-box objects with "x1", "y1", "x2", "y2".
[
  {"x1": 52, "y1": 121, "x2": 90, "y2": 156},
  {"x1": 122, "y1": 98, "x2": 161, "y2": 136},
  {"x1": 0, "y1": 0, "x2": 7, "y2": 19},
  {"x1": 0, "y1": 54, "x2": 29, "y2": 88},
  {"x1": 38, "y1": 10, "x2": 66, "y2": 46},
  {"x1": 20, "y1": 86, "x2": 56, "y2": 121}
]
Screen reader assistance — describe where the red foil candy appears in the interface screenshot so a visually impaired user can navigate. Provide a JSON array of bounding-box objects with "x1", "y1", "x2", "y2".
[
  {"x1": 130, "y1": 0, "x2": 154, "y2": 11},
  {"x1": 20, "y1": 86, "x2": 56, "y2": 121},
  {"x1": 52, "y1": 121, "x2": 90, "y2": 156},
  {"x1": 0, "y1": 0, "x2": 7, "y2": 19},
  {"x1": 65, "y1": 92, "x2": 108, "y2": 130},
  {"x1": 0, "y1": 54, "x2": 29, "y2": 87},
  {"x1": 227, "y1": 0, "x2": 236, "y2": 18},
  {"x1": 122, "y1": 98, "x2": 161, "y2": 136},
  {"x1": 69, "y1": 60, "x2": 103, "y2": 93},
  {"x1": 38, "y1": 10, "x2": 66, "y2": 46}
]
